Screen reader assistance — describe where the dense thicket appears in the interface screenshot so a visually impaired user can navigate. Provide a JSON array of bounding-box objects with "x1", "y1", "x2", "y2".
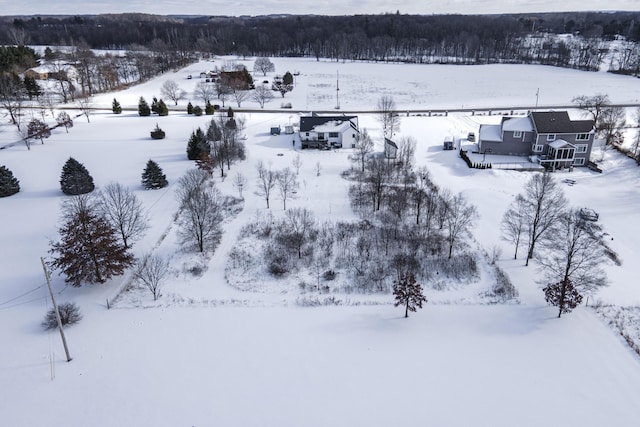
[{"x1": 1, "y1": 12, "x2": 638, "y2": 61}]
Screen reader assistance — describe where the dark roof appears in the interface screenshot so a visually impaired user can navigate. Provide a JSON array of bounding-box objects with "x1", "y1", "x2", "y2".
[
  {"x1": 530, "y1": 111, "x2": 594, "y2": 134},
  {"x1": 299, "y1": 115, "x2": 358, "y2": 132}
]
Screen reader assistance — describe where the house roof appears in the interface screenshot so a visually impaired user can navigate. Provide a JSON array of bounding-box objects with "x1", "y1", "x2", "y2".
[
  {"x1": 479, "y1": 124, "x2": 503, "y2": 142},
  {"x1": 312, "y1": 120, "x2": 353, "y2": 133},
  {"x1": 502, "y1": 116, "x2": 534, "y2": 132},
  {"x1": 530, "y1": 111, "x2": 594, "y2": 134},
  {"x1": 548, "y1": 139, "x2": 575, "y2": 149},
  {"x1": 299, "y1": 115, "x2": 358, "y2": 132}
]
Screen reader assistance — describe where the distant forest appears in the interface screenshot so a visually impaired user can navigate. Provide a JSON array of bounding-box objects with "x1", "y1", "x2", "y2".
[{"x1": 2, "y1": 12, "x2": 640, "y2": 72}]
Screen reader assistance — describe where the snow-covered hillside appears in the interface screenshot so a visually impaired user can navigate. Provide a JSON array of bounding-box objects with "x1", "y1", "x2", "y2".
[{"x1": 1, "y1": 57, "x2": 640, "y2": 426}]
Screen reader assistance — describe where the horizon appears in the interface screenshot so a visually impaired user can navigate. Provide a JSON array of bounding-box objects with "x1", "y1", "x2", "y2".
[{"x1": 2, "y1": 0, "x2": 639, "y2": 17}]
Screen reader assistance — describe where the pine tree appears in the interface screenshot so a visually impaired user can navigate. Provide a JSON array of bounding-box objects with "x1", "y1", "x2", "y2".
[
  {"x1": 187, "y1": 101, "x2": 194, "y2": 114},
  {"x1": 186, "y1": 127, "x2": 209, "y2": 160},
  {"x1": 49, "y1": 196, "x2": 134, "y2": 286},
  {"x1": 138, "y1": 96, "x2": 151, "y2": 116},
  {"x1": 151, "y1": 96, "x2": 159, "y2": 114},
  {"x1": 393, "y1": 272, "x2": 427, "y2": 318},
  {"x1": 157, "y1": 99, "x2": 169, "y2": 116},
  {"x1": 0, "y1": 165, "x2": 20, "y2": 197},
  {"x1": 112, "y1": 98, "x2": 122, "y2": 114},
  {"x1": 60, "y1": 157, "x2": 95, "y2": 195},
  {"x1": 205, "y1": 101, "x2": 215, "y2": 115},
  {"x1": 23, "y1": 75, "x2": 42, "y2": 100},
  {"x1": 141, "y1": 160, "x2": 168, "y2": 189}
]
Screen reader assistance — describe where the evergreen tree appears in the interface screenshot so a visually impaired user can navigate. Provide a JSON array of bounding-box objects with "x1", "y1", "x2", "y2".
[
  {"x1": 60, "y1": 157, "x2": 95, "y2": 195},
  {"x1": 393, "y1": 272, "x2": 427, "y2": 318},
  {"x1": 0, "y1": 165, "x2": 20, "y2": 197},
  {"x1": 205, "y1": 101, "x2": 215, "y2": 115},
  {"x1": 187, "y1": 101, "x2": 194, "y2": 114},
  {"x1": 283, "y1": 71, "x2": 294, "y2": 86},
  {"x1": 186, "y1": 128, "x2": 209, "y2": 160},
  {"x1": 193, "y1": 105, "x2": 203, "y2": 116},
  {"x1": 23, "y1": 75, "x2": 42, "y2": 99},
  {"x1": 112, "y1": 98, "x2": 122, "y2": 114},
  {"x1": 157, "y1": 99, "x2": 169, "y2": 116},
  {"x1": 227, "y1": 106, "x2": 234, "y2": 117},
  {"x1": 49, "y1": 195, "x2": 134, "y2": 286},
  {"x1": 151, "y1": 96, "x2": 159, "y2": 114},
  {"x1": 141, "y1": 160, "x2": 168, "y2": 189},
  {"x1": 138, "y1": 96, "x2": 151, "y2": 116}
]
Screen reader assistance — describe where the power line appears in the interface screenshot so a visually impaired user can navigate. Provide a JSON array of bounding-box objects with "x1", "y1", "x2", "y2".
[{"x1": 0, "y1": 284, "x2": 45, "y2": 307}]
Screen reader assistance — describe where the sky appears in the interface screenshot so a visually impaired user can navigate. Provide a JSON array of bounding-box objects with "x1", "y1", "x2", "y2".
[{"x1": 1, "y1": 0, "x2": 639, "y2": 17}]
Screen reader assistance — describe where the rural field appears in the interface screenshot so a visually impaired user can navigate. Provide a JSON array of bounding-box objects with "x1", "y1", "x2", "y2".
[{"x1": 1, "y1": 56, "x2": 640, "y2": 426}]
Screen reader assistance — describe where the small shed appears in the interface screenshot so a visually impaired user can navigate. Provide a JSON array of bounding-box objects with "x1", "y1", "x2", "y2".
[
  {"x1": 270, "y1": 126, "x2": 281, "y2": 135},
  {"x1": 284, "y1": 125, "x2": 295, "y2": 135}
]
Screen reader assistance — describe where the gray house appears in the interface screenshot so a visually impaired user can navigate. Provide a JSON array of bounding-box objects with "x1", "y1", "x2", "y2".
[
  {"x1": 299, "y1": 115, "x2": 359, "y2": 149},
  {"x1": 478, "y1": 111, "x2": 595, "y2": 169}
]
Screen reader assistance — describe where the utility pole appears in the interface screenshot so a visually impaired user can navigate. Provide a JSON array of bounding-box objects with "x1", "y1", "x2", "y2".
[
  {"x1": 40, "y1": 257, "x2": 72, "y2": 362},
  {"x1": 335, "y1": 70, "x2": 340, "y2": 110},
  {"x1": 535, "y1": 88, "x2": 539, "y2": 110}
]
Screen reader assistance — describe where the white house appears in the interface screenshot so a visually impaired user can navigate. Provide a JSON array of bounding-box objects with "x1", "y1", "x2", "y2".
[{"x1": 299, "y1": 115, "x2": 359, "y2": 149}]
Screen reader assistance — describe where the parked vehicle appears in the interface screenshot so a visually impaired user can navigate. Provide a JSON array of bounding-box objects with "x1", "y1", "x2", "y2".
[
  {"x1": 579, "y1": 207, "x2": 599, "y2": 221},
  {"x1": 467, "y1": 132, "x2": 476, "y2": 142},
  {"x1": 443, "y1": 135, "x2": 454, "y2": 150}
]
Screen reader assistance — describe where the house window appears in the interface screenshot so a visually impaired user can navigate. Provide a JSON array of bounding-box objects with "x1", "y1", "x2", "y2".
[
  {"x1": 573, "y1": 157, "x2": 585, "y2": 166},
  {"x1": 533, "y1": 144, "x2": 544, "y2": 153},
  {"x1": 575, "y1": 144, "x2": 588, "y2": 153},
  {"x1": 305, "y1": 132, "x2": 309, "y2": 137},
  {"x1": 318, "y1": 133, "x2": 325, "y2": 140},
  {"x1": 576, "y1": 133, "x2": 589, "y2": 140},
  {"x1": 546, "y1": 134, "x2": 556, "y2": 141},
  {"x1": 513, "y1": 131, "x2": 522, "y2": 138},
  {"x1": 329, "y1": 132, "x2": 339, "y2": 138}
]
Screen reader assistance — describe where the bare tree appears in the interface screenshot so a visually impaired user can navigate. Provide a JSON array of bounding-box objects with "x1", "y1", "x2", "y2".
[
  {"x1": 252, "y1": 85, "x2": 274, "y2": 108},
  {"x1": 253, "y1": 57, "x2": 275, "y2": 76},
  {"x1": 537, "y1": 209, "x2": 618, "y2": 312},
  {"x1": 633, "y1": 107, "x2": 640, "y2": 164},
  {"x1": 176, "y1": 169, "x2": 223, "y2": 253},
  {"x1": 0, "y1": 73, "x2": 25, "y2": 128},
  {"x1": 364, "y1": 156, "x2": 389, "y2": 211},
  {"x1": 292, "y1": 153, "x2": 303, "y2": 175},
  {"x1": 351, "y1": 128, "x2": 373, "y2": 173},
  {"x1": 233, "y1": 172, "x2": 247, "y2": 199},
  {"x1": 598, "y1": 106, "x2": 626, "y2": 148},
  {"x1": 520, "y1": 172, "x2": 568, "y2": 266},
  {"x1": 98, "y1": 182, "x2": 149, "y2": 250},
  {"x1": 572, "y1": 93, "x2": 610, "y2": 124},
  {"x1": 396, "y1": 136, "x2": 417, "y2": 173},
  {"x1": 215, "y1": 80, "x2": 231, "y2": 107},
  {"x1": 276, "y1": 167, "x2": 299, "y2": 210},
  {"x1": 255, "y1": 161, "x2": 277, "y2": 209},
  {"x1": 500, "y1": 194, "x2": 527, "y2": 259},
  {"x1": 376, "y1": 95, "x2": 400, "y2": 139},
  {"x1": 282, "y1": 207, "x2": 316, "y2": 259},
  {"x1": 231, "y1": 84, "x2": 250, "y2": 108},
  {"x1": 443, "y1": 192, "x2": 478, "y2": 259},
  {"x1": 160, "y1": 79, "x2": 186, "y2": 105},
  {"x1": 194, "y1": 81, "x2": 216, "y2": 105},
  {"x1": 77, "y1": 95, "x2": 93, "y2": 123},
  {"x1": 135, "y1": 254, "x2": 170, "y2": 301}
]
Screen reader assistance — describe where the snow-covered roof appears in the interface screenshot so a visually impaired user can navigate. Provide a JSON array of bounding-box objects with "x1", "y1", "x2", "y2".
[
  {"x1": 548, "y1": 139, "x2": 575, "y2": 149},
  {"x1": 502, "y1": 116, "x2": 534, "y2": 132},
  {"x1": 310, "y1": 120, "x2": 353, "y2": 133},
  {"x1": 479, "y1": 124, "x2": 502, "y2": 142}
]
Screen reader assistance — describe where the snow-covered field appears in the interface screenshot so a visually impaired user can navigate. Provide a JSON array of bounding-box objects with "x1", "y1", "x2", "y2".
[{"x1": 1, "y1": 57, "x2": 640, "y2": 426}]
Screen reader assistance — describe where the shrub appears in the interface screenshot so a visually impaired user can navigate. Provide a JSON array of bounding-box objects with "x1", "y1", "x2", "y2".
[
  {"x1": 138, "y1": 96, "x2": 151, "y2": 116},
  {"x1": 205, "y1": 101, "x2": 215, "y2": 115},
  {"x1": 156, "y1": 99, "x2": 169, "y2": 116},
  {"x1": 150, "y1": 124, "x2": 166, "y2": 140},
  {"x1": 193, "y1": 105, "x2": 203, "y2": 116},
  {"x1": 112, "y1": 98, "x2": 122, "y2": 114},
  {"x1": 41, "y1": 302, "x2": 82, "y2": 330},
  {"x1": 0, "y1": 165, "x2": 20, "y2": 197},
  {"x1": 187, "y1": 101, "x2": 194, "y2": 114}
]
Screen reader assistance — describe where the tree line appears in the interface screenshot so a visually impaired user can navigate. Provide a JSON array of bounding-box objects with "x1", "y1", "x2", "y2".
[{"x1": 1, "y1": 12, "x2": 639, "y2": 69}]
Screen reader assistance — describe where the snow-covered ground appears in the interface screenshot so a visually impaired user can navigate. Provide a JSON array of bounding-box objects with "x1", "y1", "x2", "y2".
[{"x1": 1, "y1": 57, "x2": 640, "y2": 426}]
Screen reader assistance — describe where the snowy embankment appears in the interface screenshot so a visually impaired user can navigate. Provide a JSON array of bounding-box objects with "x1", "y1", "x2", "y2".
[{"x1": 1, "y1": 57, "x2": 640, "y2": 426}]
